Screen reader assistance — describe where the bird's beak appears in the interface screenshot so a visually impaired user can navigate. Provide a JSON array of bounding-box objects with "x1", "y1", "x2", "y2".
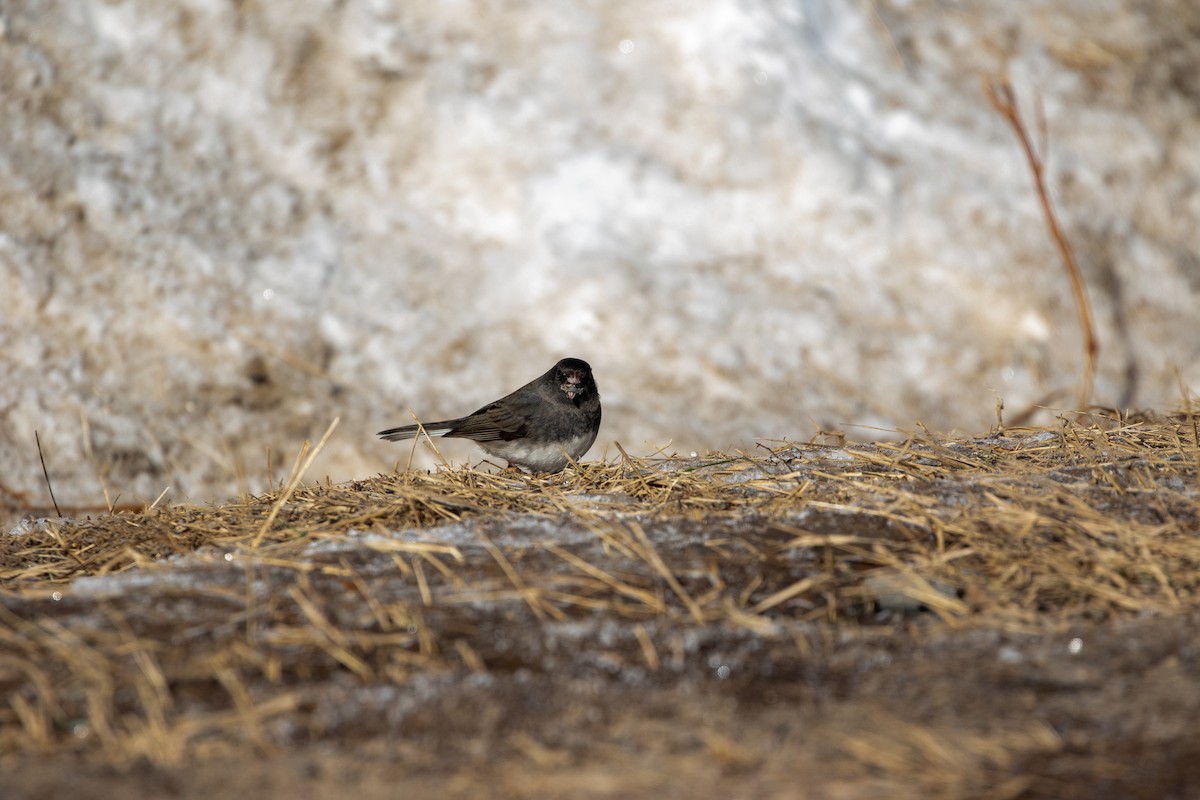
[{"x1": 563, "y1": 371, "x2": 583, "y2": 399}]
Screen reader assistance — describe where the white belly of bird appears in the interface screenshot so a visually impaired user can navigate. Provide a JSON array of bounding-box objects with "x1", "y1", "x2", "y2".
[{"x1": 478, "y1": 432, "x2": 594, "y2": 472}]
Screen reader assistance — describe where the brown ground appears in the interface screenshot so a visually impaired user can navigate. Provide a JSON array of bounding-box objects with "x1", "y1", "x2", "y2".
[{"x1": 3, "y1": 414, "x2": 1200, "y2": 799}]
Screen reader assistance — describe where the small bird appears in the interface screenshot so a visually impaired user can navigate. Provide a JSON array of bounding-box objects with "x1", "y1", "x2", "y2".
[{"x1": 378, "y1": 358, "x2": 601, "y2": 473}]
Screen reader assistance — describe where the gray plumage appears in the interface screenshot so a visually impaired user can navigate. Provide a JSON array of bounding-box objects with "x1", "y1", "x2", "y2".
[{"x1": 378, "y1": 358, "x2": 601, "y2": 473}]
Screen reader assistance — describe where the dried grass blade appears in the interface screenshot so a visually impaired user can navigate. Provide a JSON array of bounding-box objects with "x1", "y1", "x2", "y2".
[
  {"x1": 544, "y1": 543, "x2": 664, "y2": 612},
  {"x1": 252, "y1": 417, "x2": 340, "y2": 547},
  {"x1": 627, "y1": 522, "x2": 704, "y2": 622}
]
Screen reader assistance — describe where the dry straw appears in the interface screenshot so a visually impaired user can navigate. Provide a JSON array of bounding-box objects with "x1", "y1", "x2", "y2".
[{"x1": 1, "y1": 412, "x2": 1198, "y2": 773}]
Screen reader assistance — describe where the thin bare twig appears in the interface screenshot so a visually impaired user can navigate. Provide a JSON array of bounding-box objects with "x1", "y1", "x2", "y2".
[
  {"x1": 35, "y1": 431, "x2": 63, "y2": 518},
  {"x1": 984, "y1": 74, "x2": 1099, "y2": 410}
]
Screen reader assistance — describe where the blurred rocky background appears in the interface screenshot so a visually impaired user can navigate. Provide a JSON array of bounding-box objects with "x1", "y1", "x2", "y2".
[{"x1": 2, "y1": 0, "x2": 1198, "y2": 512}]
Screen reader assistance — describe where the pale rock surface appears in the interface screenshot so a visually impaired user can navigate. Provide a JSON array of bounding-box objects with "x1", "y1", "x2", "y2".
[{"x1": 2, "y1": 0, "x2": 1198, "y2": 508}]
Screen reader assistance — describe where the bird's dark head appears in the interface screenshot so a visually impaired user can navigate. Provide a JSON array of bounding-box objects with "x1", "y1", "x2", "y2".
[{"x1": 554, "y1": 358, "x2": 595, "y2": 401}]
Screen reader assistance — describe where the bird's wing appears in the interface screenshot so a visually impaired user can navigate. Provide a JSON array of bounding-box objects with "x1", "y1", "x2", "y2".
[{"x1": 443, "y1": 401, "x2": 530, "y2": 442}]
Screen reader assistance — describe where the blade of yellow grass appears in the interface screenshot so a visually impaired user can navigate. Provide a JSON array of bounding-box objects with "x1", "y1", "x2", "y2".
[
  {"x1": 627, "y1": 521, "x2": 704, "y2": 622},
  {"x1": 363, "y1": 539, "x2": 464, "y2": 561},
  {"x1": 544, "y1": 542, "x2": 664, "y2": 612},
  {"x1": 286, "y1": 580, "x2": 373, "y2": 679},
  {"x1": 412, "y1": 557, "x2": 432, "y2": 605},
  {"x1": 252, "y1": 417, "x2": 339, "y2": 547},
  {"x1": 454, "y1": 639, "x2": 486, "y2": 672},
  {"x1": 481, "y1": 538, "x2": 562, "y2": 622},
  {"x1": 750, "y1": 575, "x2": 822, "y2": 615},
  {"x1": 631, "y1": 623, "x2": 660, "y2": 671}
]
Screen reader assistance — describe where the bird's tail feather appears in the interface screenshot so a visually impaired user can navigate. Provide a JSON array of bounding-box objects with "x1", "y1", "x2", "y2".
[{"x1": 377, "y1": 419, "x2": 459, "y2": 442}]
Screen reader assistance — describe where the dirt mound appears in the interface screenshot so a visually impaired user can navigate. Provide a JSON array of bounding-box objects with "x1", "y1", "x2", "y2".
[{"x1": 3, "y1": 414, "x2": 1199, "y2": 798}]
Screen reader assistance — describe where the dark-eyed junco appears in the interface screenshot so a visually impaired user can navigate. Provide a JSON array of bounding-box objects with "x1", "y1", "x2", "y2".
[{"x1": 378, "y1": 358, "x2": 601, "y2": 473}]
